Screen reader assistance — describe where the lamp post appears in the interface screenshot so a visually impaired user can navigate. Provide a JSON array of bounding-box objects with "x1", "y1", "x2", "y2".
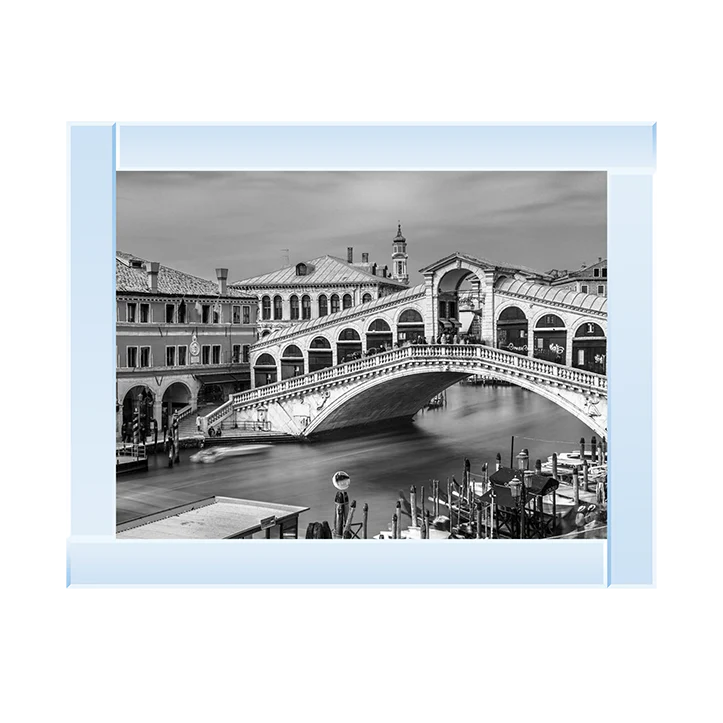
[
  {"x1": 509, "y1": 476, "x2": 523, "y2": 539},
  {"x1": 511, "y1": 448, "x2": 532, "y2": 539}
]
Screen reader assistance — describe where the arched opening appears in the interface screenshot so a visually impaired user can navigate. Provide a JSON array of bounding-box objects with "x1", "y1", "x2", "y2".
[
  {"x1": 342, "y1": 293, "x2": 352, "y2": 310},
  {"x1": 330, "y1": 294, "x2": 340, "y2": 314},
  {"x1": 397, "y1": 308, "x2": 425, "y2": 344},
  {"x1": 318, "y1": 294, "x2": 328, "y2": 317},
  {"x1": 290, "y1": 295, "x2": 300, "y2": 321},
  {"x1": 573, "y1": 322, "x2": 606, "y2": 374},
  {"x1": 308, "y1": 336, "x2": 333, "y2": 372},
  {"x1": 254, "y1": 353, "x2": 278, "y2": 387},
  {"x1": 198, "y1": 383, "x2": 224, "y2": 406},
  {"x1": 534, "y1": 314, "x2": 567, "y2": 364},
  {"x1": 261, "y1": 295, "x2": 271, "y2": 320},
  {"x1": 122, "y1": 385, "x2": 155, "y2": 437},
  {"x1": 162, "y1": 382, "x2": 191, "y2": 422},
  {"x1": 497, "y1": 306, "x2": 529, "y2": 355},
  {"x1": 337, "y1": 328, "x2": 362, "y2": 363},
  {"x1": 362, "y1": 292, "x2": 373, "y2": 304},
  {"x1": 280, "y1": 344, "x2": 305, "y2": 380},
  {"x1": 301, "y1": 295, "x2": 311, "y2": 320},
  {"x1": 436, "y1": 268, "x2": 482, "y2": 340},
  {"x1": 273, "y1": 295, "x2": 283, "y2": 320},
  {"x1": 366, "y1": 318, "x2": 393, "y2": 353},
  {"x1": 260, "y1": 329, "x2": 271, "y2": 338}
]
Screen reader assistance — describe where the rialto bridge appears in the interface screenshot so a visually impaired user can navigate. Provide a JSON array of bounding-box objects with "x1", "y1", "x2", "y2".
[{"x1": 202, "y1": 253, "x2": 608, "y2": 439}]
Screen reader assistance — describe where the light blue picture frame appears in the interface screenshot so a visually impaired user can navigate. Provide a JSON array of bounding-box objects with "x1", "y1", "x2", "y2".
[{"x1": 67, "y1": 123, "x2": 654, "y2": 587}]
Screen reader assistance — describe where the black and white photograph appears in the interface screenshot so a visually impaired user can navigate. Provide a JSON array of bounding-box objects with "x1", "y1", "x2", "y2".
[{"x1": 115, "y1": 171, "x2": 608, "y2": 541}]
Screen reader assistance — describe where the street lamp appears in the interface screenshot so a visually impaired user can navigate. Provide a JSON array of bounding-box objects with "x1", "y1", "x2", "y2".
[{"x1": 509, "y1": 469, "x2": 532, "y2": 539}]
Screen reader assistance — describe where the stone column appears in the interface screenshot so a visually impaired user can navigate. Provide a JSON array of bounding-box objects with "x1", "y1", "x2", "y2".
[
  {"x1": 565, "y1": 323, "x2": 573, "y2": 367},
  {"x1": 424, "y1": 274, "x2": 437, "y2": 342},
  {"x1": 480, "y1": 271, "x2": 496, "y2": 345}
]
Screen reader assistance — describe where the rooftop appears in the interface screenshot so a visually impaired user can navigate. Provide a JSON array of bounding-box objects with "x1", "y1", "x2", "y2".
[
  {"x1": 230, "y1": 255, "x2": 408, "y2": 289},
  {"x1": 552, "y1": 258, "x2": 607, "y2": 283},
  {"x1": 418, "y1": 251, "x2": 551, "y2": 280},
  {"x1": 495, "y1": 276, "x2": 607, "y2": 313},
  {"x1": 116, "y1": 251, "x2": 255, "y2": 299},
  {"x1": 116, "y1": 496, "x2": 309, "y2": 539}
]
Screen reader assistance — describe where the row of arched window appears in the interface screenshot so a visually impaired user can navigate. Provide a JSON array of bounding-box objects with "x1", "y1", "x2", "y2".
[
  {"x1": 252, "y1": 311, "x2": 427, "y2": 386},
  {"x1": 497, "y1": 306, "x2": 606, "y2": 373},
  {"x1": 260, "y1": 292, "x2": 374, "y2": 321}
]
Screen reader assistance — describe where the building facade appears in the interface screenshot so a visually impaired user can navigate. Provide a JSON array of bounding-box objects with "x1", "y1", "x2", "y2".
[
  {"x1": 550, "y1": 258, "x2": 608, "y2": 296},
  {"x1": 116, "y1": 251, "x2": 258, "y2": 438}
]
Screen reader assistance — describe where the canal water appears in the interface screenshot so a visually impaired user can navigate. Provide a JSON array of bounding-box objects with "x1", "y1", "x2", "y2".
[{"x1": 117, "y1": 383, "x2": 598, "y2": 536}]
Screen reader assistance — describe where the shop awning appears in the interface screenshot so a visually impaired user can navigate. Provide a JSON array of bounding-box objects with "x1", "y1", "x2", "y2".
[{"x1": 195, "y1": 371, "x2": 249, "y2": 384}]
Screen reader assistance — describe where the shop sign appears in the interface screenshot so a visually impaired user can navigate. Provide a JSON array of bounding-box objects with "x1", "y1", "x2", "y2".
[
  {"x1": 549, "y1": 343, "x2": 565, "y2": 355},
  {"x1": 506, "y1": 343, "x2": 528, "y2": 353}
]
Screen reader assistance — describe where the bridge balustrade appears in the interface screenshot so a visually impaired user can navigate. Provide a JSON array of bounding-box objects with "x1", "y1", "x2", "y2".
[{"x1": 204, "y1": 345, "x2": 607, "y2": 428}]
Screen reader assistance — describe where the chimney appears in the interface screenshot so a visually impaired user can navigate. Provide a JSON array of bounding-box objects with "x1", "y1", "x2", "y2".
[
  {"x1": 383, "y1": 265, "x2": 388, "y2": 278},
  {"x1": 215, "y1": 268, "x2": 228, "y2": 295},
  {"x1": 347, "y1": 247, "x2": 353, "y2": 263},
  {"x1": 598, "y1": 257, "x2": 602, "y2": 263},
  {"x1": 371, "y1": 263, "x2": 377, "y2": 276},
  {"x1": 362, "y1": 252, "x2": 369, "y2": 263},
  {"x1": 146, "y1": 262, "x2": 160, "y2": 292}
]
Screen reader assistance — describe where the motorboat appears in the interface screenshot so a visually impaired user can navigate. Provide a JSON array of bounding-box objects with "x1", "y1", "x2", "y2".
[{"x1": 190, "y1": 444, "x2": 271, "y2": 464}]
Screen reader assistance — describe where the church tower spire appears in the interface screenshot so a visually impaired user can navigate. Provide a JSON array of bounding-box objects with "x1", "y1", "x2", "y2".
[{"x1": 391, "y1": 222, "x2": 409, "y2": 284}]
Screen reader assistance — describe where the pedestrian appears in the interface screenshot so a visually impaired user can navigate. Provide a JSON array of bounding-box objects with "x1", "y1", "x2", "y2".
[{"x1": 196, "y1": 414, "x2": 201, "y2": 433}]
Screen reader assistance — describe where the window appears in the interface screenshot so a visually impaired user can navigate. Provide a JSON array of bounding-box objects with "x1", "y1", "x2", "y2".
[
  {"x1": 301, "y1": 295, "x2": 311, "y2": 320},
  {"x1": 232, "y1": 305, "x2": 241, "y2": 324},
  {"x1": 330, "y1": 294, "x2": 340, "y2": 313},
  {"x1": 242, "y1": 345, "x2": 250, "y2": 363},
  {"x1": 178, "y1": 302, "x2": 187, "y2": 323},
  {"x1": 318, "y1": 295, "x2": 328, "y2": 316},
  {"x1": 165, "y1": 304, "x2": 175, "y2": 323},
  {"x1": 166, "y1": 347, "x2": 176, "y2": 366},
  {"x1": 602, "y1": 268, "x2": 607, "y2": 278},
  {"x1": 594, "y1": 268, "x2": 600, "y2": 277},
  {"x1": 362, "y1": 293, "x2": 372, "y2": 303},
  {"x1": 597, "y1": 285, "x2": 605, "y2": 295},
  {"x1": 296, "y1": 263, "x2": 307, "y2": 276},
  {"x1": 273, "y1": 296, "x2": 283, "y2": 320},
  {"x1": 343, "y1": 294, "x2": 352, "y2": 310},
  {"x1": 232, "y1": 344, "x2": 241, "y2": 363},
  {"x1": 290, "y1": 295, "x2": 300, "y2": 320},
  {"x1": 140, "y1": 347, "x2": 151, "y2": 368},
  {"x1": 262, "y1": 296, "x2": 271, "y2": 320},
  {"x1": 127, "y1": 346, "x2": 138, "y2": 368},
  {"x1": 127, "y1": 303, "x2": 137, "y2": 322},
  {"x1": 581, "y1": 285, "x2": 588, "y2": 293},
  {"x1": 243, "y1": 306, "x2": 250, "y2": 324},
  {"x1": 178, "y1": 346, "x2": 187, "y2": 365},
  {"x1": 213, "y1": 306, "x2": 221, "y2": 324},
  {"x1": 202, "y1": 305, "x2": 211, "y2": 323},
  {"x1": 212, "y1": 345, "x2": 221, "y2": 364},
  {"x1": 202, "y1": 345, "x2": 211, "y2": 364},
  {"x1": 397, "y1": 262, "x2": 403, "y2": 275},
  {"x1": 140, "y1": 303, "x2": 150, "y2": 323}
]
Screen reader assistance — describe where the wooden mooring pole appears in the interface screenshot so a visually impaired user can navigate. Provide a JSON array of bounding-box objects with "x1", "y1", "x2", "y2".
[{"x1": 362, "y1": 503, "x2": 368, "y2": 540}]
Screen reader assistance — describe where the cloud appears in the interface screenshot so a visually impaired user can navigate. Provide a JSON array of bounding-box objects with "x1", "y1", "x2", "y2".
[{"x1": 117, "y1": 171, "x2": 606, "y2": 283}]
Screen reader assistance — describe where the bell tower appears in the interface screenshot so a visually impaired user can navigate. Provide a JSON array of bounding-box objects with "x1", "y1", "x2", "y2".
[{"x1": 391, "y1": 222, "x2": 409, "y2": 284}]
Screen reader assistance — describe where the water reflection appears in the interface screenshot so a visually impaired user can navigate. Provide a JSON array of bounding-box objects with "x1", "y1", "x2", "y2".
[{"x1": 117, "y1": 384, "x2": 596, "y2": 536}]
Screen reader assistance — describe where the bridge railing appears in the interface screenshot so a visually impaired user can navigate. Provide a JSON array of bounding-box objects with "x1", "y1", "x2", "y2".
[{"x1": 204, "y1": 344, "x2": 607, "y2": 426}]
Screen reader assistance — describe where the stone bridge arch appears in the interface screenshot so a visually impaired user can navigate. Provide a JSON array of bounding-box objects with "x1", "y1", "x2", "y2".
[{"x1": 302, "y1": 361, "x2": 607, "y2": 439}]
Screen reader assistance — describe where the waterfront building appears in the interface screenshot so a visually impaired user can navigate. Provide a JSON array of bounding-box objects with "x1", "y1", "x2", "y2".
[
  {"x1": 229, "y1": 225, "x2": 410, "y2": 337},
  {"x1": 550, "y1": 257, "x2": 608, "y2": 297},
  {"x1": 115, "y1": 251, "x2": 258, "y2": 437}
]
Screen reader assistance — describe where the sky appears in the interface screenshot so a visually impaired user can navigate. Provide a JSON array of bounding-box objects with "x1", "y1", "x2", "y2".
[{"x1": 116, "y1": 171, "x2": 606, "y2": 286}]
